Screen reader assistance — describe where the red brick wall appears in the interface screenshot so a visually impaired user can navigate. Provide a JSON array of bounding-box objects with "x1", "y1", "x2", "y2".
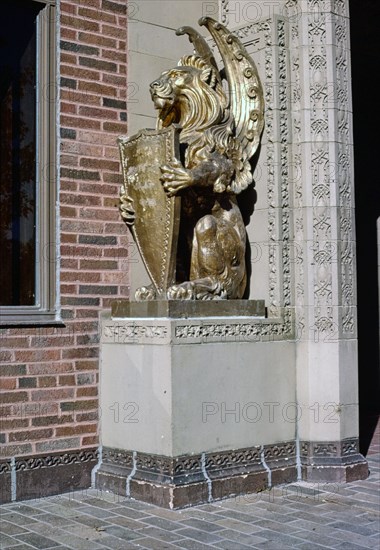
[{"x1": 0, "y1": 0, "x2": 129, "y2": 460}]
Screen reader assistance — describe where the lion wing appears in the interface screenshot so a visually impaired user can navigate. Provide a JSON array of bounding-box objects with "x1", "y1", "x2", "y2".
[{"x1": 200, "y1": 17, "x2": 264, "y2": 194}]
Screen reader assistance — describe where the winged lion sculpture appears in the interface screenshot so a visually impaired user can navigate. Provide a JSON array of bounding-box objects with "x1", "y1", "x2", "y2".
[{"x1": 119, "y1": 17, "x2": 264, "y2": 300}]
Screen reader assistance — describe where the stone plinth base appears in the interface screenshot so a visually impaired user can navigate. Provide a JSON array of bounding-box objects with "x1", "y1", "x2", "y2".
[
  {"x1": 96, "y1": 304, "x2": 368, "y2": 508},
  {"x1": 111, "y1": 299, "x2": 266, "y2": 319},
  {"x1": 301, "y1": 440, "x2": 368, "y2": 483},
  {"x1": 96, "y1": 444, "x2": 297, "y2": 509}
]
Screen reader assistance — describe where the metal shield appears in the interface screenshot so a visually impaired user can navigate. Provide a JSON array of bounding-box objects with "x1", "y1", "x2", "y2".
[{"x1": 118, "y1": 126, "x2": 181, "y2": 296}]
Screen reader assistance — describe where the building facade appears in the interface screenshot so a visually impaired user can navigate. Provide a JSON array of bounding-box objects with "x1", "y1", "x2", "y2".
[{"x1": 1, "y1": 0, "x2": 378, "y2": 504}]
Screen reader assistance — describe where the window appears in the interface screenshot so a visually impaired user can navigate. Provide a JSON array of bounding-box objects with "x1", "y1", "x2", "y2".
[{"x1": 0, "y1": 0, "x2": 58, "y2": 324}]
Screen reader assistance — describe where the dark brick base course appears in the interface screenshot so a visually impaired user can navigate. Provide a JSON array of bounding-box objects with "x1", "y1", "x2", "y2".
[
  {"x1": 0, "y1": 448, "x2": 98, "y2": 504},
  {"x1": 96, "y1": 443, "x2": 298, "y2": 509},
  {"x1": 300, "y1": 439, "x2": 369, "y2": 483},
  {"x1": 96, "y1": 468, "x2": 276, "y2": 509},
  {"x1": 96, "y1": 439, "x2": 368, "y2": 508},
  {"x1": 0, "y1": 461, "x2": 11, "y2": 505},
  {"x1": 301, "y1": 460, "x2": 369, "y2": 483}
]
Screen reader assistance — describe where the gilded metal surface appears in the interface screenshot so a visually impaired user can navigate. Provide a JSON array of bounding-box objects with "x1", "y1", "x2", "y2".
[
  {"x1": 119, "y1": 17, "x2": 264, "y2": 301},
  {"x1": 118, "y1": 127, "x2": 181, "y2": 296}
]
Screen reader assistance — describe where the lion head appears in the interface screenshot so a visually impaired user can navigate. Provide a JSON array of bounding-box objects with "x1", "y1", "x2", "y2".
[{"x1": 150, "y1": 55, "x2": 228, "y2": 156}]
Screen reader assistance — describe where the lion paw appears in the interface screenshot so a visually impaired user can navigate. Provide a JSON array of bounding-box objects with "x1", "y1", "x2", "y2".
[
  {"x1": 119, "y1": 195, "x2": 135, "y2": 226},
  {"x1": 160, "y1": 160, "x2": 193, "y2": 196},
  {"x1": 167, "y1": 283, "x2": 194, "y2": 300},
  {"x1": 135, "y1": 285, "x2": 157, "y2": 301}
]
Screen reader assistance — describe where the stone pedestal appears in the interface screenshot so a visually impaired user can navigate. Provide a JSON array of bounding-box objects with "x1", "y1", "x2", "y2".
[
  {"x1": 96, "y1": 300, "x2": 367, "y2": 508},
  {"x1": 96, "y1": 302, "x2": 299, "y2": 508}
]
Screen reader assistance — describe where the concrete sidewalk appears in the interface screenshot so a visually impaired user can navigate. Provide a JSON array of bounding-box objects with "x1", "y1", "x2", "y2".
[{"x1": 1, "y1": 437, "x2": 379, "y2": 550}]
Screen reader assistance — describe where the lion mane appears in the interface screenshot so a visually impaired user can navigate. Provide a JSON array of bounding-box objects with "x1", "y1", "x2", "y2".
[{"x1": 155, "y1": 54, "x2": 241, "y2": 190}]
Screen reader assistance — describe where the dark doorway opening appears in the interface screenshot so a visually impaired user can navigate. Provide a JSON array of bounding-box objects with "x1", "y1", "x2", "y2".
[{"x1": 349, "y1": 0, "x2": 380, "y2": 454}]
